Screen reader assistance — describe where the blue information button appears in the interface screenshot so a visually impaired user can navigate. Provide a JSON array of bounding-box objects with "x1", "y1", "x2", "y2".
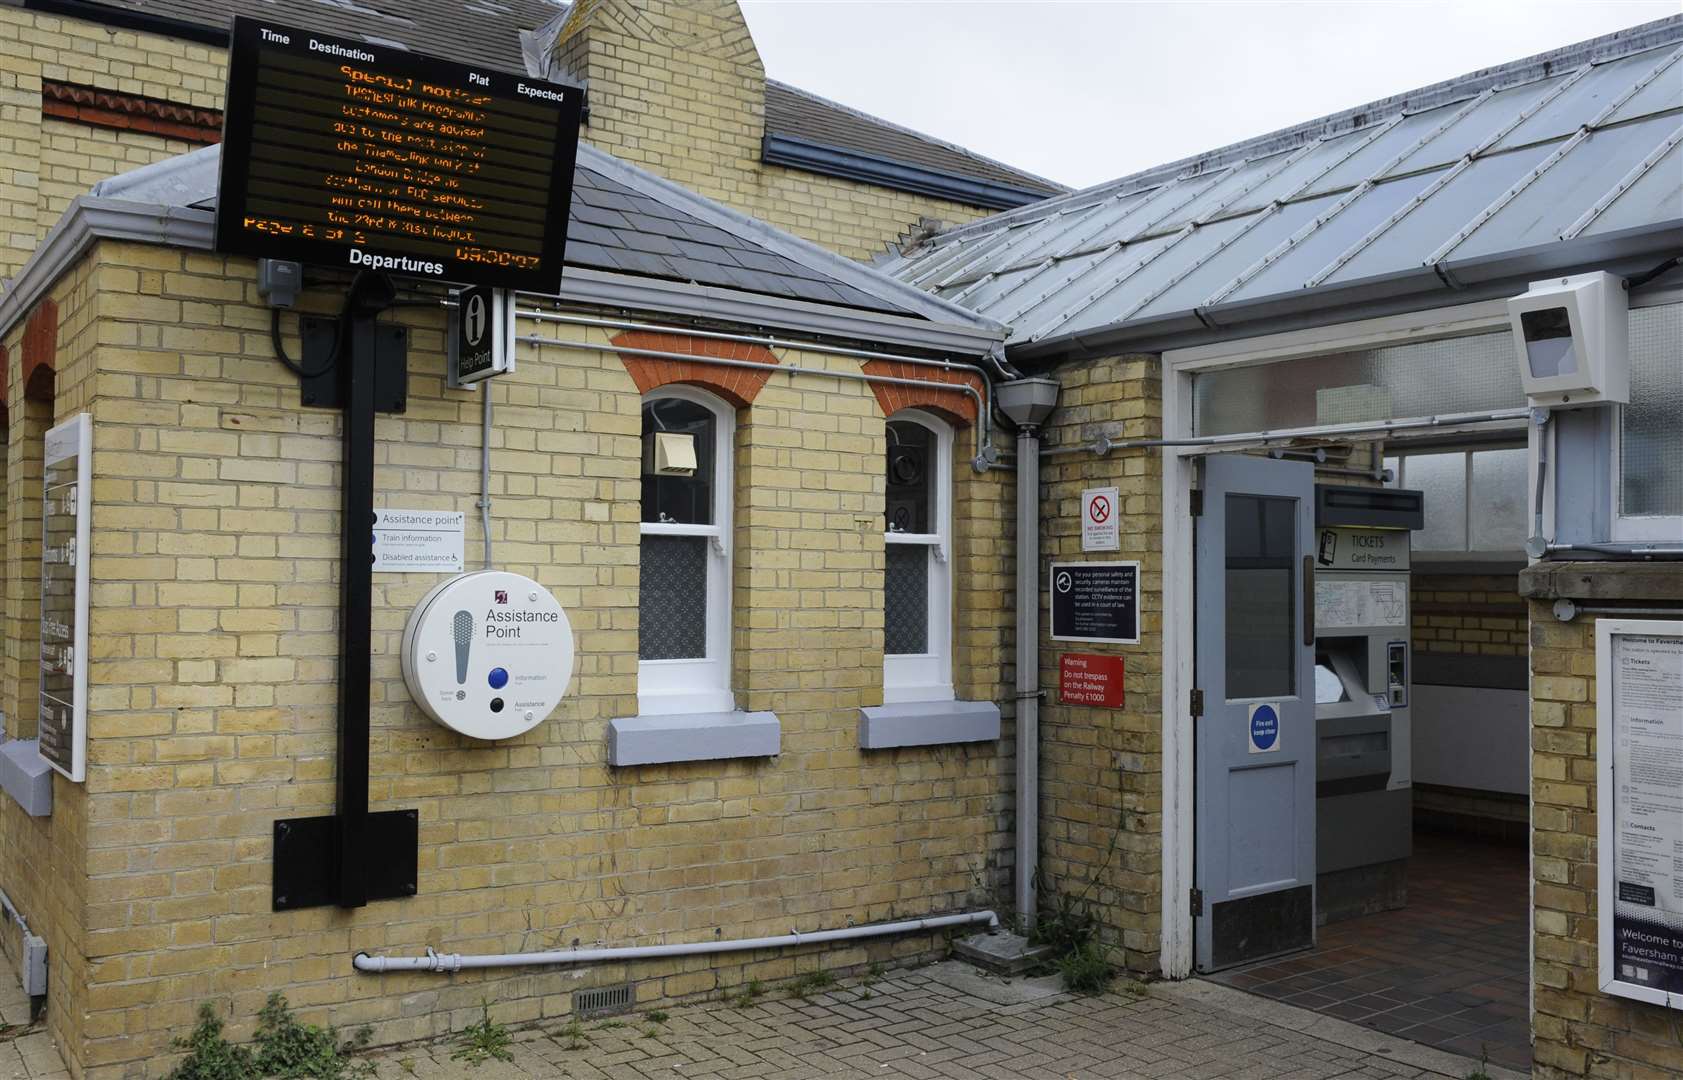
[{"x1": 488, "y1": 667, "x2": 509, "y2": 690}]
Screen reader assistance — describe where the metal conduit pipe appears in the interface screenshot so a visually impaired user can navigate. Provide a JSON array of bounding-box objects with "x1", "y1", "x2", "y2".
[
  {"x1": 1539, "y1": 542, "x2": 1683, "y2": 558},
  {"x1": 514, "y1": 310, "x2": 1003, "y2": 456},
  {"x1": 518, "y1": 335, "x2": 998, "y2": 468},
  {"x1": 479, "y1": 385, "x2": 494, "y2": 569},
  {"x1": 353, "y1": 911, "x2": 1000, "y2": 974}
]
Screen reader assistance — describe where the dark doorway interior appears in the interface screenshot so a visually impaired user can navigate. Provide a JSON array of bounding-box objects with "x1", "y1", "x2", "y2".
[{"x1": 1205, "y1": 832, "x2": 1530, "y2": 1072}]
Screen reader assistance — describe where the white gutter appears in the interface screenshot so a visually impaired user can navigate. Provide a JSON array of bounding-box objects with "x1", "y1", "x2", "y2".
[{"x1": 353, "y1": 910, "x2": 999, "y2": 974}]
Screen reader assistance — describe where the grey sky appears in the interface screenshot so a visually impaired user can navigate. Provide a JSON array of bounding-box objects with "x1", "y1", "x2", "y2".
[{"x1": 739, "y1": 1, "x2": 1679, "y2": 191}]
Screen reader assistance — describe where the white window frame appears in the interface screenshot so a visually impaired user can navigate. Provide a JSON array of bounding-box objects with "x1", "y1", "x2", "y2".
[
  {"x1": 1386, "y1": 445, "x2": 1529, "y2": 561},
  {"x1": 638, "y1": 386, "x2": 734, "y2": 717},
  {"x1": 883, "y1": 410, "x2": 954, "y2": 705}
]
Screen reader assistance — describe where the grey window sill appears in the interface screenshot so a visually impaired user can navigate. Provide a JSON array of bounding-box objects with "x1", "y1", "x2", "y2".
[
  {"x1": 0, "y1": 738, "x2": 53, "y2": 816},
  {"x1": 608, "y1": 710, "x2": 780, "y2": 767},
  {"x1": 858, "y1": 700, "x2": 1001, "y2": 750}
]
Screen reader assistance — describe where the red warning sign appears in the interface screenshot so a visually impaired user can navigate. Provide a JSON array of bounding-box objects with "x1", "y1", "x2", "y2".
[{"x1": 1058, "y1": 652, "x2": 1126, "y2": 708}]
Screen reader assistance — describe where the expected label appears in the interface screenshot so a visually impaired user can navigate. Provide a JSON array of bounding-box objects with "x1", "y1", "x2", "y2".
[
  {"x1": 1059, "y1": 653, "x2": 1125, "y2": 708},
  {"x1": 1316, "y1": 527, "x2": 1410, "y2": 571},
  {"x1": 1050, "y1": 561, "x2": 1140, "y2": 645},
  {"x1": 1315, "y1": 577, "x2": 1407, "y2": 629},
  {"x1": 1081, "y1": 486, "x2": 1120, "y2": 552},
  {"x1": 1609, "y1": 632, "x2": 1683, "y2": 998},
  {"x1": 214, "y1": 17, "x2": 583, "y2": 292},
  {"x1": 373, "y1": 509, "x2": 464, "y2": 572},
  {"x1": 1248, "y1": 702, "x2": 1281, "y2": 754}
]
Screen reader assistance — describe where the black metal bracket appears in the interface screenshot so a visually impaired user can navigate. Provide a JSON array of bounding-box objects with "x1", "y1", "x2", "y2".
[
  {"x1": 272, "y1": 272, "x2": 417, "y2": 912},
  {"x1": 273, "y1": 810, "x2": 418, "y2": 911},
  {"x1": 298, "y1": 316, "x2": 408, "y2": 413}
]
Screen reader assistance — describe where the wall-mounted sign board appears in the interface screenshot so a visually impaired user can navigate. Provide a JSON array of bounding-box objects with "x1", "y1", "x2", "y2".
[
  {"x1": 214, "y1": 17, "x2": 583, "y2": 292},
  {"x1": 373, "y1": 509, "x2": 465, "y2": 573},
  {"x1": 40, "y1": 414, "x2": 92, "y2": 782},
  {"x1": 1058, "y1": 653, "x2": 1125, "y2": 708},
  {"x1": 1081, "y1": 486, "x2": 1119, "y2": 552},
  {"x1": 1050, "y1": 561, "x2": 1140, "y2": 645},
  {"x1": 1597, "y1": 618, "x2": 1683, "y2": 1009},
  {"x1": 447, "y1": 285, "x2": 515, "y2": 387}
]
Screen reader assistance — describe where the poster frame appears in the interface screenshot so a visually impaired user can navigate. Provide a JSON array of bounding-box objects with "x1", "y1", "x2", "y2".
[
  {"x1": 1596, "y1": 616, "x2": 1683, "y2": 1010},
  {"x1": 40, "y1": 413, "x2": 92, "y2": 783}
]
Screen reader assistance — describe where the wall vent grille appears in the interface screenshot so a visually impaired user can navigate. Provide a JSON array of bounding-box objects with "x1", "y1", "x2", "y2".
[{"x1": 574, "y1": 983, "x2": 634, "y2": 1019}]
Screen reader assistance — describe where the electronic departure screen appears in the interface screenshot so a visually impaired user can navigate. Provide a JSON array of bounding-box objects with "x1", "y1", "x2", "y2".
[{"x1": 214, "y1": 17, "x2": 582, "y2": 293}]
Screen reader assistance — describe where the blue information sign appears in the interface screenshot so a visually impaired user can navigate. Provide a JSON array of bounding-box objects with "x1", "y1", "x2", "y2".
[{"x1": 1248, "y1": 703, "x2": 1280, "y2": 754}]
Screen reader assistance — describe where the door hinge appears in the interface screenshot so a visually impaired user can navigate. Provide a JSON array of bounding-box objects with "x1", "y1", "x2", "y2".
[
  {"x1": 1189, "y1": 489, "x2": 1203, "y2": 516},
  {"x1": 1190, "y1": 888, "x2": 1203, "y2": 917},
  {"x1": 1189, "y1": 688, "x2": 1204, "y2": 718}
]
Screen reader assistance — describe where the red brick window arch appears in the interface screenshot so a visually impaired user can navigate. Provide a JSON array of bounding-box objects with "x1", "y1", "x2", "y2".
[{"x1": 613, "y1": 330, "x2": 777, "y2": 407}]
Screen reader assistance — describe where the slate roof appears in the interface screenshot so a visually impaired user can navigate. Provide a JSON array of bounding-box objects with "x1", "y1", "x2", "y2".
[
  {"x1": 85, "y1": 140, "x2": 1001, "y2": 326},
  {"x1": 881, "y1": 16, "x2": 1683, "y2": 357},
  {"x1": 762, "y1": 81, "x2": 1068, "y2": 204},
  {"x1": 24, "y1": 0, "x2": 562, "y2": 71},
  {"x1": 41, "y1": 0, "x2": 1063, "y2": 210}
]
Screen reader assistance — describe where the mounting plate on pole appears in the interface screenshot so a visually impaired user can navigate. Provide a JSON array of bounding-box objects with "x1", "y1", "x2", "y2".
[
  {"x1": 297, "y1": 317, "x2": 409, "y2": 413},
  {"x1": 272, "y1": 810, "x2": 418, "y2": 911}
]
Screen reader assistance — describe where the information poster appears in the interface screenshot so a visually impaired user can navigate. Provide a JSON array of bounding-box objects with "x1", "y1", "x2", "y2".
[
  {"x1": 1599, "y1": 619, "x2": 1683, "y2": 1008},
  {"x1": 1049, "y1": 561, "x2": 1140, "y2": 645},
  {"x1": 40, "y1": 414, "x2": 91, "y2": 782},
  {"x1": 1315, "y1": 576, "x2": 1407, "y2": 629}
]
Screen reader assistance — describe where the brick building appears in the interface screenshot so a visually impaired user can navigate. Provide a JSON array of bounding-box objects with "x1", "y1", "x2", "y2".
[{"x1": 0, "y1": 2, "x2": 1679, "y2": 1079}]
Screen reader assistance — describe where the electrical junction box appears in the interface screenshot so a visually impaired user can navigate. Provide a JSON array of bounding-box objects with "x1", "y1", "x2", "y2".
[
  {"x1": 401, "y1": 571, "x2": 575, "y2": 740},
  {"x1": 1507, "y1": 271, "x2": 1628, "y2": 407},
  {"x1": 642, "y1": 431, "x2": 696, "y2": 476}
]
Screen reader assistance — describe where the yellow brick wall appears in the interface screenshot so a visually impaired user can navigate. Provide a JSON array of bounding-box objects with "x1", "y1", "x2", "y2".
[
  {"x1": 1528, "y1": 596, "x2": 1683, "y2": 1079},
  {"x1": 0, "y1": 253, "x2": 100, "y2": 1073},
  {"x1": 1036, "y1": 354, "x2": 1164, "y2": 974},
  {"x1": 0, "y1": 7, "x2": 225, "y2": 280},
  {"x1": 552, "y1": 0, "x2": 1015, "y2": 261},
  {"x1": 1413, "y1": 572, "x2": 1527, "y2": 657},
  {"x1": 34, "y1": 239, "x2": 1013, "y2": 1076}
]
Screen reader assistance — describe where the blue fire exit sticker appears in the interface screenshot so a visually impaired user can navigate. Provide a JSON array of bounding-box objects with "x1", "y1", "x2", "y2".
[{"x1": 1248, "y1": 702, "x2": 1281, "y2": 754}]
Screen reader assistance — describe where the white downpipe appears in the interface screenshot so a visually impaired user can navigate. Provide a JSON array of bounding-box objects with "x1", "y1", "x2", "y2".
[
  {"x1": 353, "y1": 910, "x2": 999, "y2": 974},
  {"x1": 479, "y1": 384, "x2": 493, "y2": 570}
]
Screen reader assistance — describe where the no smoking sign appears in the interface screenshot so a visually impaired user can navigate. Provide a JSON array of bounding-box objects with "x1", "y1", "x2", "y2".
[{"x1": 1081, "y1": 486, "x2": 1119, "y2": 552}]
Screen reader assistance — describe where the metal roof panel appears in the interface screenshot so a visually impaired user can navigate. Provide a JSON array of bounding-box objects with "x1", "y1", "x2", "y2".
[
  {"x1": 1578, "y1": 135, "x2": 1683, "y2": 238},
  {"x1": 1491, "y1": 46, "x2": 1679, "y2": 150},
  {"x1": 1383, "y1": 73, "x2": 1572, "y2": 176}
]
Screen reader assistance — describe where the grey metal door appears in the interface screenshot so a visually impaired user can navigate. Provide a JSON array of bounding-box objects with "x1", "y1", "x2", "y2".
[{"x1": 1194, "y1": 454, "x2": 1316, "y2": 973}]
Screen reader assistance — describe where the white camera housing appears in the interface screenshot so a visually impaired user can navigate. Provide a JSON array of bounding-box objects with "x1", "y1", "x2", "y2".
[{"x1": 1507, "y1": 272, "x2": 1628, "y2": 407}]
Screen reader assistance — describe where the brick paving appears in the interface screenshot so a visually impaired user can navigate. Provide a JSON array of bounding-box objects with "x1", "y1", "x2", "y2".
[
  {"x1": 1208, "y1": 833, "x2": 1530, "y2": 1072},
  {"x1": 344, "y1": 963, "x2": 1516, "y2": 1080}
]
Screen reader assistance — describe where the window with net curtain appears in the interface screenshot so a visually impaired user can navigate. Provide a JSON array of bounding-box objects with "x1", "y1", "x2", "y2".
[
  {"x1": 638, "y1": 391, "x2": 733, "y2": 716},
  {"x1": 884, "y1": 413, "x2": 953, "y2": 704}
]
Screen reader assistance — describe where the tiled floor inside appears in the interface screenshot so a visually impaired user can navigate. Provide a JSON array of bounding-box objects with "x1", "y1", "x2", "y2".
[{"x1": 1207, "y1": 831, "x2": 1531, "y2": 1073}]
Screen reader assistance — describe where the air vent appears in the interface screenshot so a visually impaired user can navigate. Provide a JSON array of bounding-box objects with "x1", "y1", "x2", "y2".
[{"x1": 573, "y1": 983, "x2": 634, "y2": 1020}]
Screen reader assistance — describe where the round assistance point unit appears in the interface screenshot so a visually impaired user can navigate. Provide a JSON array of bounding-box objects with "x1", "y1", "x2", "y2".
[{"x1": 401, "y1": 570, "x2": 575, "y2": 740}]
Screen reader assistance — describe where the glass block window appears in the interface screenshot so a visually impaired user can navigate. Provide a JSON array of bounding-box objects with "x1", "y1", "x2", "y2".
[
  {"x1": 639, "y1": 535, "x2": 708, "y2": 660},
  {"x1": 884, "y1": 544, "x2": 929, "y2": 655},
  {"x1": 1621, "y1": 304, "x2": 1682, "y2": 519}
]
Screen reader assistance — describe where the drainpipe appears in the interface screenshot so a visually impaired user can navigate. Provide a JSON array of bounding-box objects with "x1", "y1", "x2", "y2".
[{"x1": 995, "y1": 378, "x2": 1060, "y2": 928}]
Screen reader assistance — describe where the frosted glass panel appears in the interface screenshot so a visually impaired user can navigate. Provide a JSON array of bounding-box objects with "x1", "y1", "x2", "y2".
[
  {"x1": 1622, "y1": 304, "x2": 1682, "y2": 518},
  {"x1": 885, "y1": 543, "x2": 929, "y2": 655},
  {"x1": 1192, "y1": 331, "x2": 1521, "y2": 436},
  {"x1": 1407, "y1": 453, "x2": 1467, "y2": 551},
  {"x1": 1470, "y1": 448, "x2": 1528, "y2": 551},
  {"x1": 640, "y1": 535, "x2": 708, "y2": 660}
]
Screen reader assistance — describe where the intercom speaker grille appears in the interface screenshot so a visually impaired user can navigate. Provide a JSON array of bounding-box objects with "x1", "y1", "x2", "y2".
[{"x1": 573, "y1": 983, "x2": 633, "y2": 1019}]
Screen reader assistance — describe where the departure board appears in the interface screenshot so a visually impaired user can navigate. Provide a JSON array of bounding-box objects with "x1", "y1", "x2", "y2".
[{"x1": 215, "y1": 17, "x2": 582, "y2": 292}]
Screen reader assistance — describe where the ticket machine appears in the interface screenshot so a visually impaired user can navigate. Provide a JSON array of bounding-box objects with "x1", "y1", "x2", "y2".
[{"x1": 1312, "y1": 485, "x2": 1423, "y2": 924}]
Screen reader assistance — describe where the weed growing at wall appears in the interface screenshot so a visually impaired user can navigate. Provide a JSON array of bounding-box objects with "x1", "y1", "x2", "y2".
[
  {"x1": 165, "y1": 996, "x2": 373, "y2": 1080},
  {"x1": 451, "y1": 1003, "x2": 512, "y2": 1066}
]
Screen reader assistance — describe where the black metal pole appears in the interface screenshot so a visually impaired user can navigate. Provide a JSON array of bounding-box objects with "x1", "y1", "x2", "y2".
[{"x1": 334, "y1": 272, "x2": 393, "y2": 908}]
